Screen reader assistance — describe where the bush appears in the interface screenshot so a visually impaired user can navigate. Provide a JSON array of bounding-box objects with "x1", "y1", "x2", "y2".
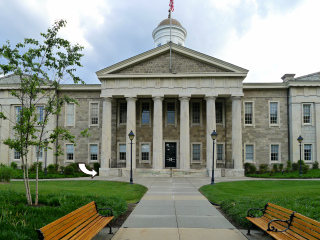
[
  {"x1": 313, "y1": 161, "x2": 319, "y2": 169},
  {"x1": 272, "y1": 164, "x2": 278, "y2": 172},
  {"x1": 244, "y1": 163, "x2": 252, "y2": 174},
  {"x1": 279, "y1": 163, "x2": 284, "y2": 172},
  {"x1": 286, "y1": 161, "x2": 292, "y2": 172},
  {"x1": 248, "y1": 164, "x2": 257, "y2": 174},
  {"x1": 0, "y1": 165, "x2": 14, "y2": 182},
  {"x1": 292, "y1": 163, "x2": 299, "y2": 171},
  {"x1": 10, "y1": 162, "x2": 18, "y2": 169},
  {"x1": 60, "y1": 166, "x2": 65, "y2": 172},
  {"x1": 302, "y1": 165, "x2": 310, "y2": 174},
  {"x1": 64, "y1": 166, "x2": 75, "y2": 175},
  {"x1": 68, "y1": 163, "x2": 79, "y2": 172},
  {"x1": 54, "y1": 163, "x2": 59, "y2": 172},
  {"x1": 93, "y1": 162, "x2": 100, "y2": 175},
  {"x1": 297, "y1": 160, "x2": 305, "y2": 166},
  {"x1": 47, "y1": 164, "x2": 56, "y2": 174},
  {"x1": 259, "y1": 164, "x2": 269, "y2": 174}
]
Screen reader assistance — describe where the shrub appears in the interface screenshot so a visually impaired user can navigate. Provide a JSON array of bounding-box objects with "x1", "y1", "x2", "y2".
[
  {"x1": 0, "y1": 165, "x2": 13, "y2": 182},
  {"x1": 302, "y1": 165, "x2": 309, "y2": 174},
  {"x1": 68, "y1": 163, "x2": 79, "y2": 172},
  {"x1": 259, "y1": 164, "x2": 269, "y2": 174},
  {"x1": 54, "y1": 163, "x2": 59, "y2": 172},
  {"x1": 60, "y1": 166, "x2": 65, "y2": 172},
  {"x1": 313, "y1": 161, "x2": 319, "y2": 169},
  {"x1": 47, "y1": 164, "x2": 56, "y2": 174},
  {"x1": 279, "y1": 163, "x2": 284, "y2": 172},
  {"x1": 297, "y1": 160, "x2": 305, "y2": 166},
  {"x1": 64, "y1": 165, "x2": 75, "y2": 175},
  {"x1": 93, "y1": 162, "x2": 100, "y2": 175},
  {"x1": 10, "y1": 162, "x2": 18, "y2": 169},
  {"x1": 292, "y1": 163, "x2": 299, "y2": 171},
  {"x1": 272, "y1": 164, "x2": 278, "y2": 172},
  {"x1": 248, "y1": 164, "x2": 257, "y2": 174},
  {"x1": 244, "y1": 163, "x2": 252, "y2": 174}
]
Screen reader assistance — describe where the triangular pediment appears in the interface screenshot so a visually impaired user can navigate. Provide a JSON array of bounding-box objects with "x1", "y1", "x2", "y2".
[
  {"x1": 96, "y1": 43, "x2": 248, "y2": 78},
  {"x1": 294, "y1": 72, "x2": 320, "y2": 81}
]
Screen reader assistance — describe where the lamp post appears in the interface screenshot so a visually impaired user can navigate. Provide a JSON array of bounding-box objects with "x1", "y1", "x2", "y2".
[
  {"x1": 297, "y1": 135, "x2": 303, "y2": 175},
  {"x1": 211, "y1": 130, "x2": 218, "y2": 185},
  {"x1": 128, "y1": 130, "x2": 135, "y2": 184},
  {"x1": 44, "y1": 139, "x2": 49, "y2": 176}
]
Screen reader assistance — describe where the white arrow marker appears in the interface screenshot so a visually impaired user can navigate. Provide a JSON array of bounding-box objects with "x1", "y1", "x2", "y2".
[{"x1": 78, "y1": 163, "x2": 97, "y2": 178}]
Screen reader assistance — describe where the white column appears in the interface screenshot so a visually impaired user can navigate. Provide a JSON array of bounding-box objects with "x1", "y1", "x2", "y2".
[
  {"x1": 152, "y1": 96, "x2": 163, "y2": 169},
  {"x1": 315, "y1": 103, "x2": 320, "y2": 163},
  {"x1": 99, "y1": 97, "x2": 112, "y2": 176},
  {"x1": 289, "y1": 102, "x2": 301, "y2": 162},
  {"x1": 205, "y1": 96, "x2": 217, "y2": 173},
  {"x1": 126, "y1": 96, "x2": 137, "y2": 170},
  {"x1": 232, "y1": 96, "x2": 243, "y2": 169},
  {"x1": 179, "y1": 96, "x2": 190, "y2": 170},
  {"x1": 0, "y1": 105, "x2": 10, "y2": 165}
]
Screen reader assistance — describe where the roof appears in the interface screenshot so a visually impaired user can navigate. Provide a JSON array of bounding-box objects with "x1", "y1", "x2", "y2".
[
  {"x1": 0, "y1": 74, "x2": 23, "y2": 84},
  {"x1": 157, "y1": 18, "x2": 183, "y2": 28},
  {"x1": 293, "y1": 71, "x2": 320, "y2": 81}
]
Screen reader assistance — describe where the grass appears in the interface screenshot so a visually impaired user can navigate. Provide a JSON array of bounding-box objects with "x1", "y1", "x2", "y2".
[
  {"x1": 11, "y1": 169, "x2": 88, "y2": 179},
  {"x1": 0, "y1": 181, "x2": 147, "y2": 240},
  {"x1": 246, "y1": 169, "x2": 320, "y2": 178},
  {"x1": 200, "y1": 180, "x2": 320, "y2": 228}
]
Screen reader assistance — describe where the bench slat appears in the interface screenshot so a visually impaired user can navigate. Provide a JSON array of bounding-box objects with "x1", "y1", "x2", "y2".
[
  {"x1": 287, "y1": 224, "x2": 319, "y2": 240},
  {"x1": 79, "y1": 216, "x2": 113, "y2": 240},
  {"x1": 291, "y1": 220, "x2": 320, "y2": 239},
  {"x1": 268, "y1": 203, "x2": 293, "y2": 215},
  {"x1": 294, "y1": 213, "x2": 320, "y2": 229}
]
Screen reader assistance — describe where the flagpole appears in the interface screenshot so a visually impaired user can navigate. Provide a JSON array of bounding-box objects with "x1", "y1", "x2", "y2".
[{"x1": 169, "y1": 9, "x2": 172, "y2": 72}]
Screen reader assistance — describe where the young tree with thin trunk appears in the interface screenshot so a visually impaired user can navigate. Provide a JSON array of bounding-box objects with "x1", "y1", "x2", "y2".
[{"x1": 0, "y1": 19, "x2": 86, "y2": 205}]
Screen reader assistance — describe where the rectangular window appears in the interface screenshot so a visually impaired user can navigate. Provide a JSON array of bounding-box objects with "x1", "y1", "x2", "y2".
[
  {"x1": 14, "y1": 149, "x2": 21, "y2": 160},
  {"x1": 192, "y1": 144, "x2": 201, "y2": 161},
  {"x1": 217, "y1": 144, "x2": 224, "y2": 161},
  {"x1": 37, "y1": 106, "x2": 44, "y2": 123},
  {"x1": 245, "y1": 102, "x2": 253, "y2": 125},
  {"x1": 119, "y1": 102, "x2": 127, "y2": 124},
  {"x1": 66, "y1": 144, "x2": 74, "y2": 161},
  {"x1": 141, "y1": 102, "x2": 150, "y2": 124},
  {"x1": 90, "y1": 103, "x2": 99, "y2": 125},
  {"x1": 15, "y1": 106, "x2": 22, "y2": 123},
  {"x1": 270, "y1": 102, "x2": 278, "y2": 125},
  {"x1": 90, "y1": 144, "x2": 98, "y2": 161},
  {"x1": 36, "y1": 146, "x2": 43, "y2": 161},
  {"x1": 303, "y1": 104, "x2": 311, "y2": 124},
  {"x1": 167, "y1": 102, "x2": 175, "y2": 124},
  {"x1": 304, "y1": 144, "x2": 312, "y2": 161},
  {"x1": 119, "y1": 144, "x2": 126, "y2": 161},
  {"x1": 271, "y1": 144, "x2": 279, "y2": 161},
  {"x1": 66, "y1": 103, "x2": 75, "y2": 126},
  {"x1": 245, "y1": 145, "x2": 254, "y2": 162},
  {"x1": 192, "y1": 102, "x2": 201, "y2": 124},
  {"x1": 141, "y1": 144, "x2": 150, "y2": 161},
  {"x1": 216, "y1": 102, "x2": 223, "y2": 124}
]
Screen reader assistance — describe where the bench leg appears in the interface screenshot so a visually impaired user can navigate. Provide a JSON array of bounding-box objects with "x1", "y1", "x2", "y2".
[
  {"x1": 107, "y1": 223, "x2": 113, "y2": 234},
  {"x1": 247, "y1": 223, "x2": 253, "y2": 236}
]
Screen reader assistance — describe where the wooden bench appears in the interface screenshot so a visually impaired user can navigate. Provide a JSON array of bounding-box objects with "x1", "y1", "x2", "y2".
[
  {"x1": 246, "y1": 202, "x2": 320, "y2": 240},
  {"x1": 36, "y1": 201, "x2": 114, "y2": 240}
]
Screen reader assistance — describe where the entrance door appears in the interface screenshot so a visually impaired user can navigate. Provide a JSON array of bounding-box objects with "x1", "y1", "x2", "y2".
[{"x1": 165, "y1": 142, "x2": 177, "y2": 168}]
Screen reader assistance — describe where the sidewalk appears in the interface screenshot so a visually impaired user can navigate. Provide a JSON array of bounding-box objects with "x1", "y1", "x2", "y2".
[{"x1": 103, "y1": 177, "x2": 250, "y2": 240}]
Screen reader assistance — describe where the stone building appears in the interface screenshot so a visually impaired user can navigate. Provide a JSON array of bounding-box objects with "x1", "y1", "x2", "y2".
[{"x1": 1, "y1": 17, "x2": 320, "y2": 177}]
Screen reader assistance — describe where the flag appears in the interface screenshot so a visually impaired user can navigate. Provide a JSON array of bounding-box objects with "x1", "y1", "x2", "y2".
[{"x1": 169, "y1": 0, "x2": 174, "y2": 12}]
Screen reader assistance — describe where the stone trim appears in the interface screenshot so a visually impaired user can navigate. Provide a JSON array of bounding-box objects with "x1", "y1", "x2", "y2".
[
  {"x1": 301, "y1": 103, "x2": 314, "y2": 126},
  {"x1": 88, "y1": 143, "x2": 99, "y2": 163},
  {"x1": 269, "y1": 143, "x2": 281, "y2": 164},
  {"x1": 190, "y1": 99, "x2": 202, "y2": 127},
  {"x1": 165, "y1": 99, "x2": 178, "y2": 127},
  {"x1": 64, "y1": 143, "x2": 75, "y2": 164},
  {"x1": 139, "y1": 142, "x2": 152, "y2": 165},
  {"x1": 117, "y1": 142, "x2": 126, "y2": 164},
  {"x1": 190, "y1": 142, "x2": 202, "y2": 164},
  {"x1": 88, "y1": 101, "x2": 100, "y2": 128},
  {"x1": 244, "y1": 143, "x2": 255, "y2": 164},
  {"x1": 65, "y1": 102, "x2": 76, "y2": 127},
  {"x1": 268, "y1": 101, "x2": 280, "y2": 128},
  {"x1": 243, "y1": 101, "x2": 255, "y2": 128}
]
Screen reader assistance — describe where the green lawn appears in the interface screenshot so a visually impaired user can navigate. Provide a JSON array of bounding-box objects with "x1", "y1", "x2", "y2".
[
  {"x1": 200, "y1": 180, "x2": 320, "y2": 228},
  {"x1": 0, "y1": 180, "x2": 147, "y2": 203}
]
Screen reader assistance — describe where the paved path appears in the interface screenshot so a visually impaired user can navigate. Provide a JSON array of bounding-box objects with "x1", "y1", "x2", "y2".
[{"x1": 111, "y1": 177, "x2": 247, "y2": 240}]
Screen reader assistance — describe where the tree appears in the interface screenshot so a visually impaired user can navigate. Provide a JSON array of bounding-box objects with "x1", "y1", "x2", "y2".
[{"x1": 0, "y1": 19, "x2": 85, "y2": 205}]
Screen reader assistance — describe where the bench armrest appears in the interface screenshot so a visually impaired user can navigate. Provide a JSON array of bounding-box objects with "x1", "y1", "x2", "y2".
[
  {"x1": 98, "y1": 207, "x2": 114, "y2": 217},
  {"x1": 246, "y1": 208, "x2": 264, "y2": 217},
  {"x1": 267, "y1": 212, "x2": 295, "y2": 232}
]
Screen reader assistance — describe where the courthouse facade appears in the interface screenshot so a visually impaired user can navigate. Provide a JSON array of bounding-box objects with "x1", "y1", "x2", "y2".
[{"x1": 1, "y1": 18, "x2": 320, "y2": 177}]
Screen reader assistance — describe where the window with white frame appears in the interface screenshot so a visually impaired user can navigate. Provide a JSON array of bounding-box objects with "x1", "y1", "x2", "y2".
[
  {"x1": 270, "y1": 144, "x2": 279, "y2": 162},
  {"x1": 245, "y1": 145, "x2": 254, "y2": 162},
  {"x1": 303, "y1": 104, "x2": 311, "y2": 124},
  {"x1": 36, "y1": 146, "x2": 43, "y2": 161},
  {"x1": 15, "y1": 106, "x2": 22, "y2": 123},
  {"x1": 66, "y1": 144, "x2": 74, "y2": 161},
  {"x1": 216, "y1": 102, "x2": 223, "y2": 124},
  {"x1": 141, "y1": 102, "x2": 150, "y2": 125},
  {"x1": 90, "y1": 103, "x2": 99, "y2": 126},
  {"x1": 89, "y1": 144, "x2": 98, "y2": 161},
  {"x1": 217, "y1": 144, "x2": 224, "y2": 161},
  {"x1": 37, "y1": 106, "x2": 44, "y2": 123},
  {"x1": 191, "y1": 101, "x2": 201, "y2": 125},
  {"x1": 167, "y1": 102, "x2": 175, "y2": 125},
  {"x1": 118, "y1": 143, "x2": 126, "y2": 162},
  {"x1": 269, "y1": 102, "x2": 279, "y2": 125},
  {"x1": 140, "y1": 143, "x2": 150, "y2": 163},
  {"x1": 119, "y1": 102, "x2": 127, "y2": 124},
  {"x1": 192, "y1": 143, "x2": 201, "y2": 162},
  {"x1": 66, "y1": 103, "x2": 75, "y2": 126},
  {"x1": 244, "y1": 102, "x2": 253, "y2": 125},
  {"x1": 14, "y1": 149, "x2": 21, "y2": 160},
  {"x1": 304, "y1": 144, "x2": 312, "y2": 161}
]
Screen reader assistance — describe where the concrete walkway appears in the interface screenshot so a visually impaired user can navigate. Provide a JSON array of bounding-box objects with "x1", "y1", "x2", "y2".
[{"x1": 111, "y1": 177, "x2": 247, "y2": 240}]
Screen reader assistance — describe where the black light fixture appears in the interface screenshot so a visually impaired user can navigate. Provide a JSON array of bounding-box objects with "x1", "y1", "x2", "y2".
[
  {"x1": 297, "y1": 135, "x2": 303, "y2": 175},
  {"x1": 44, "y1": 139, "x2": 49, "y2": 176},
  {"x1": 211, "y1": 130, "x2": 218, "y2": 185},
  {"x1": 128, "y1": 130, "x2": 135, "y2": 184}
]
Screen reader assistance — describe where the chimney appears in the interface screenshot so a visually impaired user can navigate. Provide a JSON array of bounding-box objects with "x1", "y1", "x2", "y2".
[{"x1": 281, "y1": 74, "x2": 295, "y2": 82}]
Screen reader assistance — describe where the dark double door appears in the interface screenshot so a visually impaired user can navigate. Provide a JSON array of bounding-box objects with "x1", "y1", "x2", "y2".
[{"x1": 165, "y1": 142, "x2": 177, "y2": 168}]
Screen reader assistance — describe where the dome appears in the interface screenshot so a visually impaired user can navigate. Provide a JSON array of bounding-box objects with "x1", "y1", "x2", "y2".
[{"x1": 157, "y1": 18, "x2": 183, "y2": 28}]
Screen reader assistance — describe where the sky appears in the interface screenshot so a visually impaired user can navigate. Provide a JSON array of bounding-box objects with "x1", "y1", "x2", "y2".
[{"x1": 0, "y1": 0, "x2": 319, "y2": 84}]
